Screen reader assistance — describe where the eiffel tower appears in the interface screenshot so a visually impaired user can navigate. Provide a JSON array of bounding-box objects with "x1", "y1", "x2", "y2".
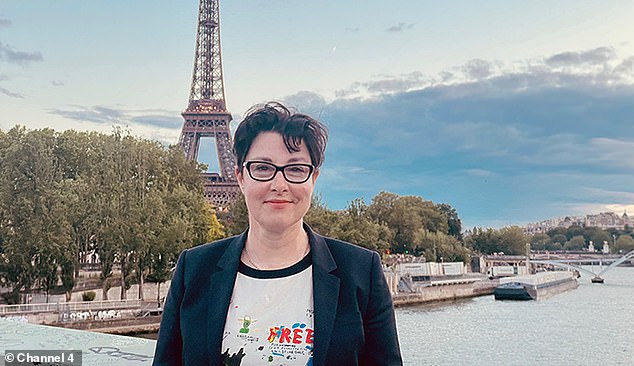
[{"x1": 178, "y1": 0, "x2": 239, "y2": 208}]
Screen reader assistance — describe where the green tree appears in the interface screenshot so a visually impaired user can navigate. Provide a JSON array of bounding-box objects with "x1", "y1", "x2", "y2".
[
  {"x1": 435, "y1": 203, "x2": 463, "y2": 239},
  {"x1": 498, "y1": 226, "x2": 528, "y2": 255},
  {"x1": 219, "y1": 194, "x2": 249, "y2": 236},
  {"x1": 0, "y1": 128, "x2": 71, "y2": 303},
  {"x1": 464, "y1": 227, "x2": 502, "y2": 254},
  {"x1": 530, "y1": 233, "x2": 552, "y2": 251},
  {"x1": 303, "y1": 194, "x2": 339, "y2": 237},
  {"x1": 614, "y1": 235, "x2": 634, "y2": 254},
  {"x1": 329, "y1": 198, "x2": 392, "y2": 252},
  {"x1": 551, "y1": 234, "x2": 567, "y2": 246},
  {"x1": 415, "y1": 229, "x2": 469, "y2": 262},
  {"x1": 564, "y1": 235, "x2": 586, "y2": 251},
  {"x1": 566, "y1": 225, "x2": 584, "y2": 240}
]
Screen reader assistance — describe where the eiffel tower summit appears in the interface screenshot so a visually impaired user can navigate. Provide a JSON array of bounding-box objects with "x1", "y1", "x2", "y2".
[{"x1": 178, "y1": 0, "x2": 239, "y2": 208}]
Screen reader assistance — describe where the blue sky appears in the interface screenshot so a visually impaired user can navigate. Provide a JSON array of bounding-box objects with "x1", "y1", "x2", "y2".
[{"x1": 1, "y1": 1, "x2": 634, "y2": 229}]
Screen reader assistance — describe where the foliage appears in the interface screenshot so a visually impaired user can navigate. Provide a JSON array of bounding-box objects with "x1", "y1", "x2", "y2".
[
  {"x1": 564, "y1": 235, "x2": 586, "y2": 251},
  {"x1": 365, "y1": 192, "x2": 450, "y2": 254},
  {"x1": 614, "y1": 235, "x2": 634, "y2": 253},
  {"x1": 464, "y1": 226, "x2": 528, "y2": 255},
  {"x1": 82, "y1": 291, "x2": 96, "y2": 302},
  {"x1": 0, "y1": 126, "x2": 217, "y2": 303},
  {"x1": 528, "y1": 223, "x2": 634, "y2": 253}
]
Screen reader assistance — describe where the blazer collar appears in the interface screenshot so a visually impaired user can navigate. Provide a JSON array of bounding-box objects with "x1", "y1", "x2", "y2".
[
  {"x1": 207, "y1": 231, "x2": 246, "y2": 365},
  {"x1": 306, "y1": 225, "x2": 341, "y2": 366}
]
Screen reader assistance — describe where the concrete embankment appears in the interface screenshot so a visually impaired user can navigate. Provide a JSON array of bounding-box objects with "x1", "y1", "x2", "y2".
[
  {"x1": 393, "y1": 279, "x2": 497, "y2": 306},
  {"x1": 50, "y1": 315, "x2": 162, "y2": 335}
]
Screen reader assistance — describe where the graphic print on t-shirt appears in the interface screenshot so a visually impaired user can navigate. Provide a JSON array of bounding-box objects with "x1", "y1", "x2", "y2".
[
  {"x1": 221, "y1": 256, "x2": 314, "y2": 366},
  {"x1": 239, "y1": 315, "x2": 256, "y2": 333}
]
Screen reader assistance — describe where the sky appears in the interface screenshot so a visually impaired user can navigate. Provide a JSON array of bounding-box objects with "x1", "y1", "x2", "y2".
[{"x1": 1, "y1": 0, "x2": 634, "y2": 229}]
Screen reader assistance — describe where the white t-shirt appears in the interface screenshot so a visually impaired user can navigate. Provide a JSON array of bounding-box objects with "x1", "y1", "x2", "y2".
[{"x1": 221, "y1": 254, "x2": 314, "y2": 366}]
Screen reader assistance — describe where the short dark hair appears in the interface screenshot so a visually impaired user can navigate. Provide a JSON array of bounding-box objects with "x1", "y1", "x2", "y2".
[{"x1": 233, "y1": 102, "x2": 328, "y2": 169}]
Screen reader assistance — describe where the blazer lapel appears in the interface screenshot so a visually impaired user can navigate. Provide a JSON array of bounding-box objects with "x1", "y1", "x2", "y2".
[
  {"x1": 206, "y1": 232, "x2": 246, "y2": 365},
  {"x1": 308, "y1": 227, "x2": 340, "y2": 366}
]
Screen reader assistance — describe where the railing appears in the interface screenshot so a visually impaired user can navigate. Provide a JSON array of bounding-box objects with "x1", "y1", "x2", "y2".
[{"x1": 0, "y1": 299, "x2": 143, "y2": 315}]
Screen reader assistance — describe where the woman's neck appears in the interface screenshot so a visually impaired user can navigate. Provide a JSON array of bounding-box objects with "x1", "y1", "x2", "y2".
[{"x1": 243, "y1": 221, "x2": 310, "y2": 270}]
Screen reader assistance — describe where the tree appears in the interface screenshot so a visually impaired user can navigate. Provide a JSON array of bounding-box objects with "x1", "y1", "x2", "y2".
[
  {"x1": 564, "y1": 235, "x2": 585, "y2": 251},
  {"x1": 435, "y1": 203, "x2": 463, "y2": 240},
  {"x1": 0, "y1": 125, "x2": 225, "y2": 303},
  {"x1": 551, "y1": 234, "x2": 567, "y2": 246},
  {"x1": 0, "y1": 127, "x2": 71, "y2": 303},
  {"x1": 304, "y1": 194, "x2": 341, "y2": 238},
  {"x1": 329, "y1": 198, "x2": 392, "y2": 252},
  {"x1": 586, "y1": 228, "x2": 611, "y2": 252},
  {"x1": 498, "y1": 226, "x2": 528, "y2": 255},
  {"x1": 614, "y1": 235, "x2": 634, "y2": 254},
  {"x1": 366, "y1": 193, "x2": 450, "y2": 254},
  {"x1": 566, "y1": 225, "x2": 584, "y2": 240},
  {"x1": 465, "y1": 227, "x2": 502, "y2": 254},
  {"x1": 219, "y1": 195, "x2": 249, "y2": 236},
  {"x1": 530, "y1": 233, "x2": 552, "y2": 251},
  {"x1": 415, "y1": 229, "x2": 469, "y2": 262}
]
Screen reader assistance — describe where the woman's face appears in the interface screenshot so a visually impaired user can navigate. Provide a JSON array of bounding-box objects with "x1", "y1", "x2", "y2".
[{"x1": 236, "y1": 131, "x2": 319, "y2": 233}]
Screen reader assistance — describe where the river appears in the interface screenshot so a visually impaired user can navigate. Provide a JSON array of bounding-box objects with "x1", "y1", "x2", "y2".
[{"x1": 395, "y1": 266, "x2": 634, "y2": 365}]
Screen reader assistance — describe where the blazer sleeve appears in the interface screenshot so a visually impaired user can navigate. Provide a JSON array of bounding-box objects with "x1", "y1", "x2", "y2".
[
  {"x1": 361, "y1": 251, "x2": 403, "y2": 366},
  {"x1": 152, "y1": 250, "x2": 186, "y2": 366}
]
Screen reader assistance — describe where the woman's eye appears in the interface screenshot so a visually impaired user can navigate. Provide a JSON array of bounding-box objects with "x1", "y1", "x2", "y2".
[{"x1": 254, "y1": 164, "x2": 273, "y2": 172}]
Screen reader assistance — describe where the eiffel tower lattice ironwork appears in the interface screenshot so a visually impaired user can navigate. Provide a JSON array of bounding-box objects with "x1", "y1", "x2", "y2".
[{"x1": 178, "y1": 0, "x2": 239, "y2": 208}]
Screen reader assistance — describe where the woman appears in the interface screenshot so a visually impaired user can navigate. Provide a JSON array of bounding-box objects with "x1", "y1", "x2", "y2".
[{"x1": 153, "y1": 102, "x2": 402, "y2": 366}]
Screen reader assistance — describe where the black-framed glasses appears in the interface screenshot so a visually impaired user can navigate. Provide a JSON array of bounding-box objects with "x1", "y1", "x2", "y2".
[{"x1": 243, "y1": 161, "x2": 314, "y2": 184}]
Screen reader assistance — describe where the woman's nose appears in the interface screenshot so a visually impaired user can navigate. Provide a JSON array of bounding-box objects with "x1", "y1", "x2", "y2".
[{"x1": 270, "y1": 170, "x2": 289, "y2": 191}]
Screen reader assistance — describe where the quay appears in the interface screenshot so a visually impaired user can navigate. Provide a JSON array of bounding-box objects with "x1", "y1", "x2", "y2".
[
  {"x1": 393, "y1": 278, "x2": 497, "y2": 306},
  {"x1": 0, "y1": 298, "x2": 163, "y2": 335},
  {"x1": 384, "y1": 259, "x2": 499, "y2": 306}
]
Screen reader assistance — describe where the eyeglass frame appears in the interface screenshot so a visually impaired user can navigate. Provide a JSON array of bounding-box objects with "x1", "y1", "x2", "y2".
[{"x1": 242, "y1": 161, "x2": 315, "y2": 184}]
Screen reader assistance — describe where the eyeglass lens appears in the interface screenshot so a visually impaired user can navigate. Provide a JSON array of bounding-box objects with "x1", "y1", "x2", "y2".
[{"x1": 247, "y1": 162, "x2": 312, "y2": 183}]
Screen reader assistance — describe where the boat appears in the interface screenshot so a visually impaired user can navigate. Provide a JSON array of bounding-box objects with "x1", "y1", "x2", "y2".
[
  {"x1": 590, "y1": 276, "x2": 604, "y2": 283},
  {"x1": 494, "y1": 271, "x2": 578, "y2": 300}
]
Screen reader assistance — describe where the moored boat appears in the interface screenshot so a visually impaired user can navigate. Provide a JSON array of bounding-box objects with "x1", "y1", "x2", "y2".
[{"x1": 494, "y1": 271, "x2": 578, "y2": 300}]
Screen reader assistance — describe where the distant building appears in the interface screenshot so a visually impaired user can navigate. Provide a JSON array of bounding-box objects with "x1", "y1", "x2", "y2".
[{"x1": 523, "y1": 211, "x2": 633, "y2": 235}]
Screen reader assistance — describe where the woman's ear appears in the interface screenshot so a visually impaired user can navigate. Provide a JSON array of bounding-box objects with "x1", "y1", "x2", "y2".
[{"x1": 236, "y1": 166, "x2": 245, "y2": 192}]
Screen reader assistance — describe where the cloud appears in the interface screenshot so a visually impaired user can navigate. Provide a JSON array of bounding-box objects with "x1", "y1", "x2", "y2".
[
  {"x1": 385, "y1": 22, "x2": 414, "y2": 32},
  {"x1": 335, "y1": 72, "x2": 426, "y2": 97},
  {"x1": 49, "y1": 105, "x2": 183, "y2": 129},
  {"x1": 0, "y1": 74, "x2": 23, "y2": 98},
  {"x1": 336, "y1": 46, "x2": 634, "y2": 100},
  {"x1": 0, "y1": 86, "x2": 23, "y2": 98},
  {"x1": 49, "y1": 105, "x2": 123, "y2": 124},
  {"x1": 586, "y1": 138, "x2": 634, "y2": 170},
  {"x1": 51, "y1": 80, "x2": 64, "y2": 86},
  {"x1": 282, "y1": 91, "x2": 328, "y2": 116},
  {"x1": 0, "y1": 41, "x2": 43, "y2": 66},
  {"x1": 580, "y1": 187, "x2": 634, "y2": 203},
  {"x1": 130, "y1": 115, "x2": 182, "y2": 129},
  {"x1": 462, "y1": 59, "x2": 495, "y2": 79},
  {"x1": 545, "y1": 47, "x2": 615, "y2": 67},
  {"x1": 293, "y1": 46, "x2": 634, "y2": 225},
  {"x1": 0, "y1": 17, "x2": 11, "y2": 28},
  {"x1": 345, "y1": 27, "x2": 360, "y2": 33}
]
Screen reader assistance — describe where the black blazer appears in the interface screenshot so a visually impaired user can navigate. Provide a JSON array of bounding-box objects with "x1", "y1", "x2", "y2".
[{"x1": 153, "y1": 225, "x2": 402, "y2": 366}]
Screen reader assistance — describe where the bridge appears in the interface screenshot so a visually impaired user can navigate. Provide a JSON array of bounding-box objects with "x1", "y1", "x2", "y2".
[{"x1": 484, "y1": 250, "x2": 634, "y2": 283}]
